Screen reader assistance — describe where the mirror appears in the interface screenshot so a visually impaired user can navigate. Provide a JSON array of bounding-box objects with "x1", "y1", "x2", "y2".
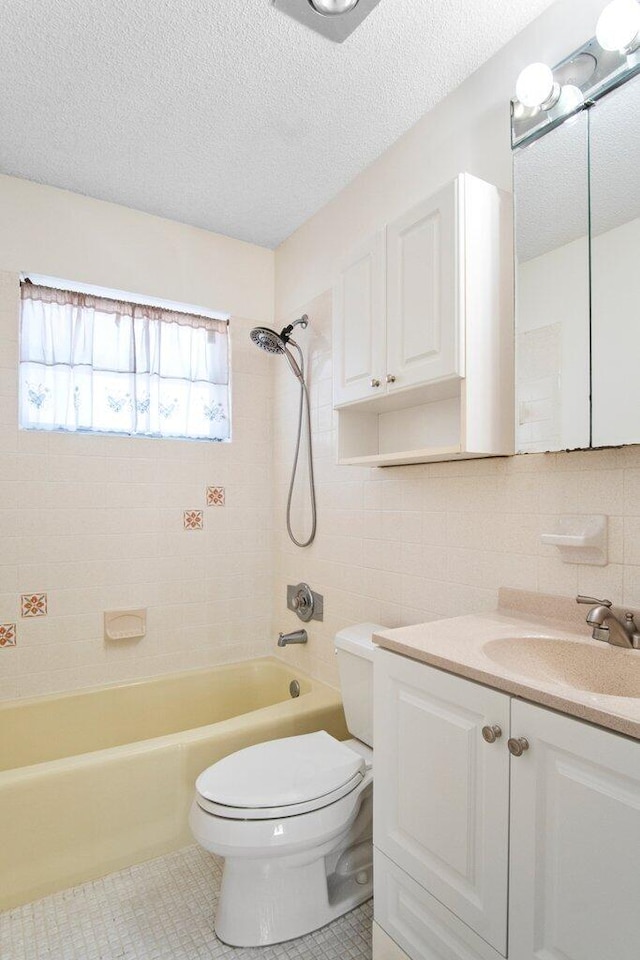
[
  {"x1": 514, "y1": 114, "x2": 590, "y2": 453},
  {"x1": 590, "y1": 73, "x2": 640, "y2": 447},
  {"x1": 514, "y1": 70, "x2": 640, "y2": 454}
]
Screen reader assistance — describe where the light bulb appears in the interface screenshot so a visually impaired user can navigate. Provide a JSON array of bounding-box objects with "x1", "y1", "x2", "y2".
[
  {"x1": 549, "y1": 84, "x2": 584, "y2": 121},
  {"x1": 596, "y1": 0, "x2": 640, "y2": 52},
  {"x1": 515, "y1": 63, "x2": 559, "y2": 109},
  {"x1": 308, "y1": 0, "x2": 360, "y2": 15}
]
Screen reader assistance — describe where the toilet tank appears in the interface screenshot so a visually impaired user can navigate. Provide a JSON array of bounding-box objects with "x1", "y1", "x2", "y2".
[{"x1": 334, "y1": 623, "x2": 385, "y2": 747}]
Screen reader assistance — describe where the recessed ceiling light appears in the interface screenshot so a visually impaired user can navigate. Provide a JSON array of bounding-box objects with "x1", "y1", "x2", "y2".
[
  {"x1": 273, "y1": 0, "x2": 382, "y2": 42},
  {"x1": 308, "y1": 0, "x2": 360, "y2": 15}
]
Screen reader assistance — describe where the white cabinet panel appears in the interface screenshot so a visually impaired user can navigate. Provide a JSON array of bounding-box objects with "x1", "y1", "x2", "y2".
[
  {"x1": 509, "y1": 699, "x2": 640, "y2": 960},
  {"x1": 333, "y1": 230, "x2": 386, "y2": 406},
  {"x1": 374, "y1": 851, "x2": 504, "y2": 960},
  {"x1": 333, "y1": 174, "x2": 513, "y2": 465},
  {"x1": 374, "y1": 650, "x2": 510, "y2": 955},
  {"x1": 386, "y1": 180, "x2": 461, "y2": 391}
]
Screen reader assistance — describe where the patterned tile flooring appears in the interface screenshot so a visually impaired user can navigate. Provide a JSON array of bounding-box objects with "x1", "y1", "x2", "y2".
[{"x1": 1, "y1": 846, "x2": 373, "y2": 960}]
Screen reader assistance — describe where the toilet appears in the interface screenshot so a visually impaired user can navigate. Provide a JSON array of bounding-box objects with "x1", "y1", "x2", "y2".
[{"x1": 189, "y1": 622, "x2": 382, "y2": 947}]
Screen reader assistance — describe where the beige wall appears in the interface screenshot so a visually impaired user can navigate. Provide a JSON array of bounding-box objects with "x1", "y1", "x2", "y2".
[
  {"x1": 271, "y1": 289, "x2": 640, "y2": 688},
  {"x1": 0, "y1": 175, "x2": 274, "y2": 323},
  {"x1": 271, "y1": 0, "x2": 634, "y2": 686},
  {"x1": 1, "y1": 0, "x2": 630, "y2": 699},
  {"x1": 0, "y1": 178, "x2": 275, "y2": 700},
  {"x1": 275, "y1": 0, "x2": 603, "y2": 317}
]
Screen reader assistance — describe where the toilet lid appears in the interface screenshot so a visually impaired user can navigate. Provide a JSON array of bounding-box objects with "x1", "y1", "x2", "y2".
[{"x1": 195, "y1": 731, "x2": 365, "y2": 813}]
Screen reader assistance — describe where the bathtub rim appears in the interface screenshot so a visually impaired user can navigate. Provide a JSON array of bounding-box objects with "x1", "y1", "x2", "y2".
[{"x1": 0, "y1": 657, "x2": 343, "y2": 781}]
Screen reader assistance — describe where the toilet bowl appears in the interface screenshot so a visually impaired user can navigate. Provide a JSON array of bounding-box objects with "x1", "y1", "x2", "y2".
[{"x1": 190, "y1": 622, "x2": 383, "y2": 947}]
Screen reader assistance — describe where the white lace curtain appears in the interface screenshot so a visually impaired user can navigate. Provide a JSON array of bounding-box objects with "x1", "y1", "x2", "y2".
[{"x1": 19, "y1": 283, "x2": 230, "y2": 441}]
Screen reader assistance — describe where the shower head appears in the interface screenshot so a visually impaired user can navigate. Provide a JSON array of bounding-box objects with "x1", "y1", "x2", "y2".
[
  {"x1": 249, "y1": 316, "x2": 309, "y2": 382},
  {"x1": 250, "y1": 326, "x2": 286, "y2": 355}
]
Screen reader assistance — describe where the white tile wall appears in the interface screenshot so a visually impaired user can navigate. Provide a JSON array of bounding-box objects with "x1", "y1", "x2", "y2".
[
  {"x1": 4, "y1": 270, "x2": 639, "y2": 702},
  {"x1": 272, "y1": 290, "x2": 640, "y2": 687},
  {"x1": 0, "y1": 271, "x2": 274, "y2": 700}
]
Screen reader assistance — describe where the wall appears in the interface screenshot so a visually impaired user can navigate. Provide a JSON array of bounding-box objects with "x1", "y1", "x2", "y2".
[
  {"x1": 271, "y1": 0, "x2": 637, "y2": 687},
  {"x1": 0, "y1": 176, "x2": 275, "y2": 700}
]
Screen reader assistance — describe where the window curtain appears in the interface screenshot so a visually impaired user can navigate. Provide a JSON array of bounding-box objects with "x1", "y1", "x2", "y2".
[{"x1": 19, "y1": 283, "x2": 230, "y2": 441}]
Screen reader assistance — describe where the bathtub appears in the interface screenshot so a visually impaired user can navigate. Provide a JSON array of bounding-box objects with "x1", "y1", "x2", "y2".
[{"x1": 0, "y1": 657, "x2": 347, "y2": 912}]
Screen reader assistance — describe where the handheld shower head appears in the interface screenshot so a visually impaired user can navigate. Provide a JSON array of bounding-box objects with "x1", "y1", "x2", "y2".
[
  {"x1": 249, "y1": 326, "x2": 286, "y2": 355},
  {"x1": 249, "y1": 317, "x2": 308, "y2": 382},
  {"x1": 248, "y1": 314, "x2": 316, "y2": 547}
]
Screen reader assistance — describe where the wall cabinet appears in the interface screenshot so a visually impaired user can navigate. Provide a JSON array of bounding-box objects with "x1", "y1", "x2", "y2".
[
  {"x1": 373, "y1": 649, "x2": 640, "y2": 960},
  {"x1": 514, "y1": 70, "x2": 640, "y2": 454},
  {"x1": 333, "y1": 174, "x2": 513, "y2": 466}
]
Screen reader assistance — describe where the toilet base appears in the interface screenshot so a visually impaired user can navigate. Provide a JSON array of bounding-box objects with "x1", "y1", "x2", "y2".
[{"x1": 215, "y1": 841, "x2": 373, "y2": 947}]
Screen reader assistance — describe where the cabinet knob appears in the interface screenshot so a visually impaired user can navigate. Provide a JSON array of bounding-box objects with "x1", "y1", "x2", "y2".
[
  {"x1": 482, "y1": 724, "x2": 502, "y2": 744},
  {"x1": 508, "y1": 737, "x2": 529, "y2": 757},
  {"x1": 386, "y1": 374, "x2": 396, "y2": 384},
  {"x1": 370, "y1": 378, "x2": 381, "y2": 388}
]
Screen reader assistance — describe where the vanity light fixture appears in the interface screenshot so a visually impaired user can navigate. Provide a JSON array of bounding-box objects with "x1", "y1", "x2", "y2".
[
  {"x1": 512, "y1": 0, "x2": 640, "y2": 147},
  {"x1": 596, "y1": 0, "x2": 640, "y2": 53}
]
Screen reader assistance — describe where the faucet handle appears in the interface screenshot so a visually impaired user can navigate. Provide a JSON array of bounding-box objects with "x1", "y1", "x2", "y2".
[{"x1": 576, "y1": 595, "x2": 612, "y2": 608}]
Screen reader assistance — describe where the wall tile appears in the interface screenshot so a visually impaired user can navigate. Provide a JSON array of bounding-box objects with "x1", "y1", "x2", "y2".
[
  {"x1": 272, "y1": 290, "x2": 640, "y2": 686},
  {"x1": 0, "y1": 622, "x2": 17, "y2": 646},
  {"x1": 20, "y1": 592, "x2": 47, "y2": 617},
  {"x1": 0, "y1": 277, "x2": 274, "y2": 701}
]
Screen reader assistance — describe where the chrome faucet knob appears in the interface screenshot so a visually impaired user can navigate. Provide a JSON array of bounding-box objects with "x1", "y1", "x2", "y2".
[{"x1": 576, "y1": 595, "x2": 612, "y2": 608}]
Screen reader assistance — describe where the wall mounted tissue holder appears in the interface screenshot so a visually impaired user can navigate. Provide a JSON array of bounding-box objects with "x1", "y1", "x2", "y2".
[
  {"x1": 104, "y1": 609, "x2": 147, "y2": 641},
  {"x1": 540, "y1": 515, "x2": 607, "y2": 566}
]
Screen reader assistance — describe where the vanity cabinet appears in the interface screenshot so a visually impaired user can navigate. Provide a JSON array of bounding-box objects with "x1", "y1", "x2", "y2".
[
  {"x1": 508, "y1": 698, "x2": 640, "y2": 960},
  {"x1": 373, "y1": 649, "x2": 640, "y2": 960},
  {"x1": 333, "y1": 174, "x2": 513, "y2": 466},
  {"x1": 373, "y1": 648, "x2": 510, "y2": 955}
]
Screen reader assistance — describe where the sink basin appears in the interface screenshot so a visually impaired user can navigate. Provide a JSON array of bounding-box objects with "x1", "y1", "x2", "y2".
[{"x1": 482, "y1": 637, "x2": 640, "y2": 698}]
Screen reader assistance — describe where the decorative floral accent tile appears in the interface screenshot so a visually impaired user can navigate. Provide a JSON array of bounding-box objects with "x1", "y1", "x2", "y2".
[
  {"x1": 21, "y1": 593, "x2": 48, "y2": 618},
  {"x1": 0, "y1": 623, "x2": 17, "y2": 646},
  {"x1": 183, "y1": 509, "x2": 204, "y2": 531},
  {"x1": 206, "y1": 486, "x2": 225, "y2": 506}
]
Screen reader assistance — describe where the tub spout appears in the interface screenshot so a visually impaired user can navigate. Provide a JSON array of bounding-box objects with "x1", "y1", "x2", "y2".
[{"x1": 278, "y1": 629, "x2": 308, "y2": 647}]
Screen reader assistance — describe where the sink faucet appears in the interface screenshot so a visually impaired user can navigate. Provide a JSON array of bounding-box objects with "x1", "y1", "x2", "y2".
[
  {"x1": 577, "y1": 596, "x2": 640, "y2": 649},
  {"x1": 277, "y1": 629, "x2": 308, "y2": 647}
]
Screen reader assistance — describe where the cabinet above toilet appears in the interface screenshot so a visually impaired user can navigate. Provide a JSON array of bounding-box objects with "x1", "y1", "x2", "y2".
[{"x1": 332, "y1": 173, "x2": 514, "y2": 467}]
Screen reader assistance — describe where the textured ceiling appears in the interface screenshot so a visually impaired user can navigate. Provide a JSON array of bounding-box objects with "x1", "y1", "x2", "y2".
[{"x1": 1, "y1": 0, "x2": 555, "y2": 248}]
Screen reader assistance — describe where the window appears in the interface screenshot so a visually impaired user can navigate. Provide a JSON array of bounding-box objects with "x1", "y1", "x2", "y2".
[{"x1": 19, "y1": 280, "x2": 230, "y2": 441}]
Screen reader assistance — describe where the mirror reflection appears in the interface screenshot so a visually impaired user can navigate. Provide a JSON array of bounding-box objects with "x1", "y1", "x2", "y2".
[
  {"x1": 590, "y1": 72, "x2": 640, "y2": 447},
  {"x1": 514, "y1": 114, "x2": 590, "y2": 454}
]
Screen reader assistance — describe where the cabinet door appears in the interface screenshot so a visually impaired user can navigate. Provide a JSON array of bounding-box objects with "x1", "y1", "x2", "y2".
[
  {"x1": 386, "y1": 180, "x2": 463, "y2": 392},
  {"x1": 509, "y1": 700, "x2": 640, "y2": 960},
  {"x1": 374, "y1": 650, "x2": 510, "y2": 955},
  {"x1": 333, "y1": 230, "x2": 386, "y2": 406},
  {"x1": 375, "y1": 850, "x2": 505, "y2": 960}
]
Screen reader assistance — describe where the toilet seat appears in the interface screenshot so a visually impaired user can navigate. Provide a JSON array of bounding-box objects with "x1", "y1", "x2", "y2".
[{"x1": 195, "y1": 731, "x2": 365, "y2": 820}]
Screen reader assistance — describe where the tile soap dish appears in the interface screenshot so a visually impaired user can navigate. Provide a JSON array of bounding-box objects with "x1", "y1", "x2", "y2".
[
  {"x1": 540, "y1": 515, "x2": 607, "y2": 566},
  {"x1": 104, "y1": 609, "x2": 147, "y2": 641}
]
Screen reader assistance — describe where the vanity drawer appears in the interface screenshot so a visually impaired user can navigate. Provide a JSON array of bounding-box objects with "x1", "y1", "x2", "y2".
[{"x1": 374, "y1": 850, "x2": 505, "y2": 960}]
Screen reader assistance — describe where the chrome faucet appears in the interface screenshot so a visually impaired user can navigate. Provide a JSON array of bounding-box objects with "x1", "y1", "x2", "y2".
[
  {"x1": 277, "y1": 629, "x2": 308, "y2": 647},
  {"x1": 577, "y1": 596, "x2": 640, "y2": 649}
]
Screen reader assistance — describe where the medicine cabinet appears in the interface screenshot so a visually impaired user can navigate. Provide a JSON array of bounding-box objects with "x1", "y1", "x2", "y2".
[{"x1": 514, "y1": 70, "x2": 640, "y2": 453}]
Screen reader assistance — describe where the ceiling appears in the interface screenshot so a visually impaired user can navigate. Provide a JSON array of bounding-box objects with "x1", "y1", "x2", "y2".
[{"x1": 0, "y1": 0, "x2": 555, "y2": 248}]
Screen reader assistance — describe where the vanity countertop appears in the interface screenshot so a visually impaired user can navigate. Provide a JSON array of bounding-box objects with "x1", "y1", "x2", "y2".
[{"x1": 373, "y1": 609, "x2": 640, "y2": 741}]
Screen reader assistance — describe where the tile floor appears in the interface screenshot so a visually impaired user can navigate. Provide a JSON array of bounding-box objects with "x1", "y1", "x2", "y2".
[{"x1": 1, "y1": 846, "x2": 373, "y2": 960}]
